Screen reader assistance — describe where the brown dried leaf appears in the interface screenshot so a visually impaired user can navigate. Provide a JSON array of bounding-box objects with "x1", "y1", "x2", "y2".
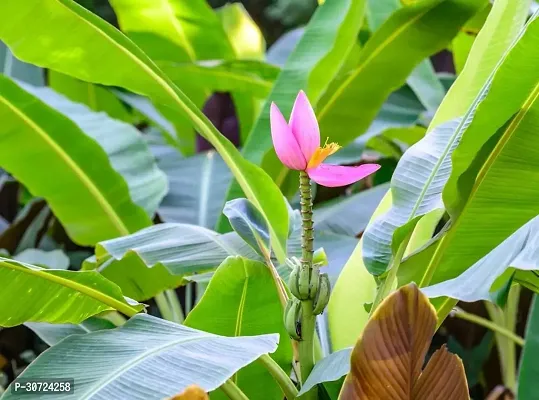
[
  {"x1": 339, "y1": 283, "x2": 469, "y2": 400},
  {"x1": 166, "y1": 385, "x2": 209, "y2": 400}
]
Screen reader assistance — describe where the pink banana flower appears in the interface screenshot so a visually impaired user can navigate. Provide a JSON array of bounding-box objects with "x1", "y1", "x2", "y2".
[{"x1": 270, "y1": 91, "x2": 380, "y2": 187}]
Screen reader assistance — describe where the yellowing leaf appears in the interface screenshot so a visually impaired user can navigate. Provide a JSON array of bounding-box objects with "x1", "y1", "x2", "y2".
[{"x1": 339, "y1": 283, "x2": 469, "y2": 400}]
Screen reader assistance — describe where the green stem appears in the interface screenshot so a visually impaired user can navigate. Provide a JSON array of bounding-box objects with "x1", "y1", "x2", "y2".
[
  {"x1": 485, "y1": 285, "x2": 521, "y2": 391},
  {"x1": 102, "y1": 311, "x2": 127, "y2": 326},
  {"x1": 155, "y1": 292, "x2": 174, "y2": 322},
  {"x1": 258, "y1": 354, "x2": 299, "y2": 400},
  {"x1": 220, "y1": 379, "x2": 249, "y2": 400},
  {"x1": 165, "y1": 289, "x2": 184, "y2": 323},
  {"x1": 298, "y1": 171, "x2": 317, "y2": 400},
  {"x1": 452, "y1": 307, "x2": 524, "y2": 347}
]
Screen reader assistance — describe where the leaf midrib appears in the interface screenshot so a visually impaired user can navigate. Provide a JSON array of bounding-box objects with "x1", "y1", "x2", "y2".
[
  {"x1": 0, "y1": 258, "x2": 138, "y2": 317},
  {"x1": 198, "y1": 152, "x2": 214, "y2": 227},
  {"x1": 79, "y1": 334, "x2": 209, "y2": 399},
  {"x1": 316, "y1": 4, "x2": 431, "y2": 122},
  {"x1": 54, "y1": 0, "x2": 287, "y2": 261},
  {"x1": 0, "y1": 94, "x2": 130, "y2": 237}
]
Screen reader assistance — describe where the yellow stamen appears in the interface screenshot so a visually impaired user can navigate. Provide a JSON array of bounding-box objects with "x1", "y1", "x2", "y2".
[{"x1": 307, "y1": 138, "x2": 341, "y2": 169}]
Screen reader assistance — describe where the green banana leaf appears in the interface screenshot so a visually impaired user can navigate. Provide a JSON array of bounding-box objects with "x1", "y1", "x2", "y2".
[
  {"x1": 421, "y1": 215, "x2": 539, "y2": 306},
  {"x1": 219, "y1": 0, "x2": 367, "y2": 230},
  {"x1": 25, "y1": 317, "x2": 116, "y2": 346},
  {"x1": 48, "y1": 71, "x2": 132, "y2": 122},
  {"x1": 83, "y1": 223, "x2": 259, "y2": 301},
  {"x1": 362, "y1": 0, "x2": 532, "y2": 274},
  {"x1": 0, "y1": 257, "x2": 142, "y2": 327},
  {"x1": 19, "y1": 81, "x2": 168, "y2": 218},
  {"x1": 157, "y1": 150, "x2": 232, "y2": 228},
  {"x1": 185, "y1": 257, "x2": 292, "y2": 400},
  {"x1": 398, "y1": 12, "x2": 539, "y2": 290},
  {"x1": 1, "y1": 314, "x2": 279, "y2": 399},
  {"x1": 0, "y1": 75, "x2": 153, "y2": 245},
  {"x1": 0, "y1": 0, "x2": 289, "y2": 262}
]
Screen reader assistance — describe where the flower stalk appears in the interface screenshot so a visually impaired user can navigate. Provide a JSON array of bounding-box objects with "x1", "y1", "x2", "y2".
[{"x1": 298, "y1": 171, "x2": 316, "y2": 399}]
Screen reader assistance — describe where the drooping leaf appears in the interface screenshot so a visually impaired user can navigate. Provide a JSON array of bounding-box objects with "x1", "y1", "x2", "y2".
[
  {"x1": 422, "y1": 215, "x2": 539, "y2": 306},
  {"x1": 339, "y1": 284, "x2": 469, "y2": 400},
  {"x1": 0, "y1": 0, "x2": 290, "y2": 262},
  {"x1": 363, "y1": 4, "x2": 535, "y2": 274},
  {"x1": 25, "y1": 317, "x2": 116, "y2": 346},
  {"x1": 299, "y1": 347, "x2": 352, "y2": 396},
  {"x1": 19, "y1": 81, "x2": 169, "y2": 218},
  {"x1": 220, "y1": 0, "x2": 367, "y2": 228},
  {"x1": 518, "y1": 295, "x2": 539, "y2": 400},
  {"x1": 83, "y1": 223, "x2": 259, "y2": 301},
  {"x1": 2, "y1": 314, "x2": 279, "y2": 400},
  {"x1": 0, "y1": 257, "x2": 142, "y2": 327},
  {"x1": 223, "y1": 199, "x2": 271, "y2": 257},
  {"x1": 157, "y1": 151, "x2": 231, "y2": 228},
  {"x1": 185, "y1": 257, "x2": 292, "y2": 400},
  {"x1": 0, "y1": 75, "x2": 152, "y2": 245}
]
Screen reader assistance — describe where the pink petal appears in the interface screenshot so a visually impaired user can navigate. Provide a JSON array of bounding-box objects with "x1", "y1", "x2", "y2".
[
  {"x1": 270, "y1": 103, "x2": 307, "y2": 170},
  {"x1": 289, "y1": 90, "x2": 320, "y2": 161},
  {"x1": 307, "y1": 164, "x2": 381, "y2": 187}
]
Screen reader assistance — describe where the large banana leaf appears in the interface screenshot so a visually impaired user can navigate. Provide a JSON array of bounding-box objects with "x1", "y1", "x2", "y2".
[
  {"x1": 0, "y1": 257, "x2": 142, "y2": 327},
  {"x1": 365, "y1": 0, "x2": 445, "y2": 112},
  {"x1": 19, "y1": 81, "x2": 168, "y2": 218},
  {"x1": 317, "y1": 0, "x2": 485, "y2": 149},
  {"x1": 398, "y1": 13, "x2": 539, "y2": 290},
  {"x1": 108, "y1": 0, "x2": 234, "y2": 155},
  {"x1": 109, "y1": 0, "x2": 233, "y2": 63},
  {"x1": 431, "y1": 0, "x2": 532, "y2": 126},
  {"x1": 25, "y1": 318, "x2": 116, "y2": 346},
  {"x1": 185, "y1": 257, "x2": 292, "y2": 400},
  {"x1": 219, "y1": 0, "x2": 366, "y2": 229},
  {"x1": 362, "y1": 1, "x2": 533, "y2": 274},
  {"x1": 0, "y1": 75, "x2": 152, "y2": 245},
  {"x1": 83, "y1": 223, "x2": 259, "y2": 301},
  {"x1": 422, "y1": 215, "x2": 539, "y2": 305},
  {"x1": 0, "y1": 0, "x2": 290, "y2": 262},
  {"x1": 1, "y1": 314, "x2": 279, "y2": 400},
  {"x1": 157, "y1": 151, "x2": 231, "y2": 228}
]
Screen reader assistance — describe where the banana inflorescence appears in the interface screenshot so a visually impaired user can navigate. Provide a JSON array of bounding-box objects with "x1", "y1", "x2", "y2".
[{"x1": 285, "y1": 255, "x2": 331, "y2": 340}]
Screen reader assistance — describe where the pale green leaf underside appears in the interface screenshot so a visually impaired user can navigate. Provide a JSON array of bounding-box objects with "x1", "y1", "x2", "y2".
[{"x1": 2, "y1": 314, "x2": 279, "y2": 400}]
